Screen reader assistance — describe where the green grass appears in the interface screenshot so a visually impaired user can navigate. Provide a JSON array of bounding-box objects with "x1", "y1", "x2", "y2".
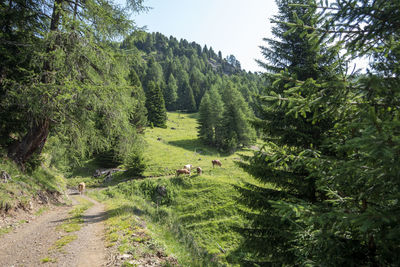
[
  {"x1": 35, "y1": 207, "x2": 49, "y2": 216},
  {"x1": 57, "y1": 196, "x2": 93, "y2": 233},
  {"x1": 0, "y1": 226, "x2": 11, "y2": 237},
  {"x1": 40, "y1": 257, "x2": 57, "y2": 263},
  {"x1": 89, "y1": 191, "x2": 194, "y2": 266},
  {"x1": 0, "y1": 157, "x2": 66, "y2": 213},
  {"x1": 89, "y1": 112, "x2": 265, "y2": 266},
  {"x1": 52, "y1": 235, "x2": 78, "y2": 250}
]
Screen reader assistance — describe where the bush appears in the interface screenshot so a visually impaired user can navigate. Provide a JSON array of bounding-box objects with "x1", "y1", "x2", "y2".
[
  {"x1": 139, "y1": 179, "x2": 175, "y2": 205},
  {"x1": 124, "y1": 152, "x2": 146, "y2": 177}
]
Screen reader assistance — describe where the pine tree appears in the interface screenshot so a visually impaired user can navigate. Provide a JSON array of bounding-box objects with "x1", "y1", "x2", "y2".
[
  {"x1": 217, "y1": 81, "x2": 255, "y2": 152},
  {"x1": 238, "y1": 0, "x2": 400, "y2": 265},
  {"x1": 235, "y1": 0, "x2": 339, "y2": 264},
  {"x1": 197, "y1": 92, "x2": 214, "y2": 143},
  {"x1": 145, "y1": 81, "x2": 167, "y2": 128},
  {"x1": 164, "y1": 73, "x2": 178, "y2": 110},
  {"x1": 144, "y1": 56, "x2": 164, "y2": 91},
  {"x1": 128, "y1": 69, "x2": 147, "y2": 133}
]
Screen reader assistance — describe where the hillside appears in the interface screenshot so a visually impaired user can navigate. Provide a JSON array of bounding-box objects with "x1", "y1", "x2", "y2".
[
  {"x1": 88, "y1": 112, "x2": 263, "y2": 266},
  {"x1": 121, "y1": 31, "x2": 265, "y2": 114}
]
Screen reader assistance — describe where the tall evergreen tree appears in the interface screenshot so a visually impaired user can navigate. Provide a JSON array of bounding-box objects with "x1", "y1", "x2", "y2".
[
  {"x1": 237, "y1": 0, "x2": 400, "y2": 265},
  {"x1": 217, "y1": 81, "x2": 256, "y2": 152},
  {"x1": 144, "y1": 56, "x2": 163, "y2": 91},
  {"x1": 128, "y1": 68, "x2": 147, "y2": 133},
  {"x1": 164, "y1": 73, "x2": 178, "y2": 110},
  {"x1": 197, "y1": 92, "x2": 214, "y2": 143},
  {"x1": 145, "y1": 81, "x2": 167, "y2": 128},
  {"x1": 235, "y1": 0, "x2": 338, "y2": 264}
]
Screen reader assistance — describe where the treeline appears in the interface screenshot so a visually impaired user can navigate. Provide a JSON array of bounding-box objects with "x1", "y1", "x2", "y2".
[
  {"x1": 120, "y1": 31, "x2": 263, "y2": 150},
  {"x1": 236, "y1": 0, "x2": 400, "y2": 266},
  {"x1": 121, "y1": 31, "x2": 264, "y2": 114}
]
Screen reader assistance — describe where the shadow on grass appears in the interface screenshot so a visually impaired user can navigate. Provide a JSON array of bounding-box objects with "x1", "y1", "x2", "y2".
[
  {"x1": 186, "y1": 113, "x2": 199, "y2": 120},
  {"x1": 106, "y1": 204, "x2": 148, "y2": 218},
  {"x1": 168, "y1": 139, "x2": 223, "y2": 156},
  {"x1": 68, "y1": 159, "x2": 99, "y2": 178}
]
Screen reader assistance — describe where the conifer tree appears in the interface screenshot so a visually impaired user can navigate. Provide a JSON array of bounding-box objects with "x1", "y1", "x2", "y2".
[
  {"x1": 236, "y1": 0, "x2": 338, "y2": 264},
  {"x1": 238, "y1": 0, "x2": 400, "y2": 265},
  {"x1": 217, "y1": 81, "x2": 255, "y2": 152},
  {"x1": 145, "y1": 81, "x2": 167, "y2": 128},
  {"x1": 144, "y1": 56, "x2": 164, "y2": 91},
  {"x1": 1, "y1": 0, "x2": 147, "y2": 167},
  {"x1": 197, "y1": 92, "x2": 214, "y2": 143},
  {"x1": 128, "y1": 69, "x2": 147, "y2": 133},
  {"x1": 164, "y1": 73, "x2": 178, "y2": 110}
]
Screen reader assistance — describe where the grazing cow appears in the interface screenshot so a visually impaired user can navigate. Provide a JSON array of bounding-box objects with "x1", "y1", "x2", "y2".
[
  {"x1": 176, "y1": 169, "x2": 190, "y2": 176},
  {"x1": 183, "y1": 164, "x2": 193, "y2": 171},
  {"x1": 78, "y1": 182, "x2": 86, "y2": 195},
  {"x1": 196, "y1": 167, "x2": 202, "y2": 175},
  {"x1": 212, "y1": 159, "x2": 222, "y2": 168}
]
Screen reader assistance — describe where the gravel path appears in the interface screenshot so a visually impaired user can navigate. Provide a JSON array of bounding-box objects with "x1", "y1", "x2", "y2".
[{"x1": 0, "y1": 191, "x2": 107, "y2": 267}]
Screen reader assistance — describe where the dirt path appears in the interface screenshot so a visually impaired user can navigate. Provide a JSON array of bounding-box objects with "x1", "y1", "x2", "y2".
[{"x1": 0, "y1": 191, "x2": 108, "y2": 267}]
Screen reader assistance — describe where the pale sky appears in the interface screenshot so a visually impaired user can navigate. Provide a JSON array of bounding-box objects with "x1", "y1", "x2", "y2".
[{"x1": 129, "y1": 0, "x2": 278, "y2": 72}]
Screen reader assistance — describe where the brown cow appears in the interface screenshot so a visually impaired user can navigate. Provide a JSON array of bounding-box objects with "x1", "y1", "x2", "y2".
[
  {"x1": 78, "y1": 182, "x2": 86, "y2": 195},
  {"x1": 176, "y1": 169, "x2": 190, "y2": 176},
  {"x1": 212, "y1": 159, "x2": 222, "y2": 168},
  {"x1": 196, "y1": 167, "x2": 202, "y2": 175}
]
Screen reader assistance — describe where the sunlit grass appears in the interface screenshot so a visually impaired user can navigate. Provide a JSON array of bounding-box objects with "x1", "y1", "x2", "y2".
[
  {"x1": 52, "y1": 235, "x2": 78, "y2": 250},
  {"x1": 56, "y1": 196, "x2": 93, "y2": 233},
  {"x1": 89, "y1": 112, "x2": 266, "y2": 265}
]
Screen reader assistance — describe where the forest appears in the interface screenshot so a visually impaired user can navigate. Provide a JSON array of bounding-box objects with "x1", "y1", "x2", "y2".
[{"x1": 1, "y1": 0, "x2": 399, "y2": 266}]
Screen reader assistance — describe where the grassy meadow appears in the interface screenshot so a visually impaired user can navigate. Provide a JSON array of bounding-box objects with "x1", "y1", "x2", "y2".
[{"x1": 88, "y1": 112, "x2": 263, "y2": 266}]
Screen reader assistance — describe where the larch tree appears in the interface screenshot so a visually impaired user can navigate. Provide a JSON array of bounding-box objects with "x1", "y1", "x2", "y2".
[{"x1": 1, "y1": 0, "x2": 147, "y2": 168}]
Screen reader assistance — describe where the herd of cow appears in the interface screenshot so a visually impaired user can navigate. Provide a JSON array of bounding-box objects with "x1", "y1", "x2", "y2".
[
  {"x1": 175, "y1": 159, "x2": 222, "y2": 177},
  {"x1": 77, "y1": 159, "x2": 223, "y2": 194}
]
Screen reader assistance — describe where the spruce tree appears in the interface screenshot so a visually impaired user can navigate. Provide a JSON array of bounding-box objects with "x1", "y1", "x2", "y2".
[
  {"x1": 128, "y1": 69, "x2": 147, "y2": 133},
  {"x1": 197, "y1": 92, "x2": 214, "y2": 144},
  {"x1": 145, "y1": 81, "x2": 167, "y2": 128},
  {"x1": 164, "y1": 73, "x2": 178, "y2": 110},
  {"x1": 217, "y1": 81, "x2": 255, "y2": 152},
  {"x1": 238, "y1": 0, "x2": 400, "y2": 265},
  {"x1": 236, "y1": 0, "x2": 338, "y2": 264}
]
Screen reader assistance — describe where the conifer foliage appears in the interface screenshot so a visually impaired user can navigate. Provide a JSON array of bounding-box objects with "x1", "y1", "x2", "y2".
[
  {"x1": 0, "y1": 0, "x2": 147, "y2": 171},
  {"x1": 237, "y1": 0, "x2": 400, "y2": 265},
  {"x1": 145, "y1": 81, "x2": 167, "y2": 128},
  {"x1": 126, "y1": 31, "x2": 265, "y2": 113},
  {"x1": 198, "y1": 81, "x2": 255, "y2": 153}
]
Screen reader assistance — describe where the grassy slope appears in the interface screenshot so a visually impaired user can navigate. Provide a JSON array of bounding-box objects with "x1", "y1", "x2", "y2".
[
  {"x1": 90, "y1": 112, "x2": 261, "y2": 266},
  {"x1": 0, "y1": 155, "x2": 66, "y2": 213}
]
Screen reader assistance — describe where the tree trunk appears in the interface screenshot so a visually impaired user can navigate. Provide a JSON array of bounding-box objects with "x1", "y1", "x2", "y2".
[{"x1": 8, "y1": 119, "x2": 49, "y2": 166}]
